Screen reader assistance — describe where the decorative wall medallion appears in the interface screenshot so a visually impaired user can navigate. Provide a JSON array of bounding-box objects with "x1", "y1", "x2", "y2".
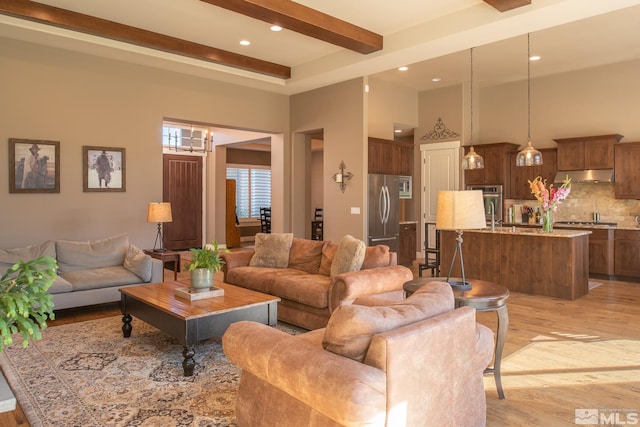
[{"x1": 420, "y1": 118, "x2": 460, "y2": 141}]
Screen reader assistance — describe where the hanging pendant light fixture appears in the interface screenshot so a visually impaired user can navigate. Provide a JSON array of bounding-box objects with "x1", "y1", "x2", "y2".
[
  {"x1": 463, "y1": 47, "x2": 484, "y2": 170},
  {"x1": 516, "y1": 33, "x2": 543, "y2": 167}
]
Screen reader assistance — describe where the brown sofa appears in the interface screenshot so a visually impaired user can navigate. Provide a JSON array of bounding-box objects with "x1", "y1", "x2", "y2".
[
  {"x1": 223, "y1": 281, "x2": 494, "y2": 426},
  {"x1": 220, "y1": 235, "x2": 413, "y2": 330}
]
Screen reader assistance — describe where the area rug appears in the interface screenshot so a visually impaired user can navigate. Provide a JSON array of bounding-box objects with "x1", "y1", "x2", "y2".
[{"x1": 0, "y1": 316, "x2": 302, "y2": 427}]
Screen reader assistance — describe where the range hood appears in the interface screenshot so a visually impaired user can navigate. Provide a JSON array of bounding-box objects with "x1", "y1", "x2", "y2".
[{"x1": 554, "y1": 169, "x2": 614, "y2": 183}]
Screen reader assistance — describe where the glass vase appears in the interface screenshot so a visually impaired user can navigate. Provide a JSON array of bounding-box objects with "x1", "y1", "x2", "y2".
[{"x1": 542, "y1": 210, "x2": 553, "y2": 233}]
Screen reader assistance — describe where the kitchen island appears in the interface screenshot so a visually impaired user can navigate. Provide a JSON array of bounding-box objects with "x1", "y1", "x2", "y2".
[{"x1": 439, "y1": 227, "x2": 591, "y2": 300}]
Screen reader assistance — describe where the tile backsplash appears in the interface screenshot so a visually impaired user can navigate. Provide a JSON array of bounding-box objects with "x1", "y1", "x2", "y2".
[{"x1": 506, "y1": 183, "x2": 640, "y2": 227}]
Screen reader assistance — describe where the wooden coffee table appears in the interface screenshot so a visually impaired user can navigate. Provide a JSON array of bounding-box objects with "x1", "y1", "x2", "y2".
[{"x1": 120, "y1": 280, "x2": 280, "y2": 376}]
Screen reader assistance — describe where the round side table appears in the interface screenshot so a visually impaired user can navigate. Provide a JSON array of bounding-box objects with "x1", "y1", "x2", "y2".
[{"x1": 404, "y1": 277, "x2": 509, "y2": 400}]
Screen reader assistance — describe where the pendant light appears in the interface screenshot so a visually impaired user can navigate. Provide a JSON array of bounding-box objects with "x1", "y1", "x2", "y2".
[
  {"x1": 516, "y1": 33, "x2": 543, "y2": 167},
  {"x1": 463, "y1": 47, "x2": 484, "y2": 170}
]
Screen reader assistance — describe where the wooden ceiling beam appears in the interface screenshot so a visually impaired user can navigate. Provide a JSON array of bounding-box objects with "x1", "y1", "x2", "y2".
[
  {"x1": 483, "y1": 0, "x2": 532, "y2": 12},
  {"x1": 200, "y1": 0, "x2": 383, "y2": 54},
  {"x1": 0, "y1": 0, "x2": 291, "y2": 79}
]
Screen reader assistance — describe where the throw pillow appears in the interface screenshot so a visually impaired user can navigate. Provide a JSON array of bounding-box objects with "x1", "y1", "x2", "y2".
[
  {"x1": 287, "y1": 238, "x2": 324, "y2": 274},
  {"x1": 0, "y1": 240, "x2": 56, "y2": 275},
  {"x1": 56, "y1": 233, "x2": 129, "y2": 273},
  {"x1": 318, "y1": 241, "x2": 338, "y2": 276},
  {"x1": 123, "y1": 244, "x2": 152, "y2": 282},
  {"x1": 361, "y1": 245, "x2": 391, "y2": 270},
  {"x1": 322, "y1": 281, "x2": 455, "y2": 362},
  {"x1": 249, "y1": 233, "x2": 294, "y2": 268},
  {"x1": 329, "y1": 235, "x2": 366, "y2": 277}
]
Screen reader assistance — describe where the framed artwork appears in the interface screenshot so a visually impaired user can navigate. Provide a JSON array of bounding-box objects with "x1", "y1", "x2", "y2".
[
  {"x1": 83, "y1": 146, "x2": 126, "y2": 192},
  {"x1": 9, "y1": 139, "x2": 60, "y2": 193}
]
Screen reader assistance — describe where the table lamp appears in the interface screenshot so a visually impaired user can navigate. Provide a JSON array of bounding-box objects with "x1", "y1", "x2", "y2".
[
  {"x1": 147, "y1": 202, "x2": 172, "y2": 252},
  {"x1": 436, "y1": 190, "x2": 486, "y2": 289}
]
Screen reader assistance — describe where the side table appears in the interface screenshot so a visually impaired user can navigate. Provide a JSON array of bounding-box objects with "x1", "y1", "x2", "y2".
[
  {"x1": 144, "y1": 249, "x2": 182, "y2": 281},
  {"x1": 404, "y1": 277, "x2": 509, "y2": 400}
]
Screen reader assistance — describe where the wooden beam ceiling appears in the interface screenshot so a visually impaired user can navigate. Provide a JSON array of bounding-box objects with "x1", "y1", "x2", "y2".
[
  {"x1": 0, "y1": 0, "x2": 291, "y2": 79},
  {"x1": 200, "y1": 0, "x2": 383, "y2": 54},
  {"x1": 483, "y1": 0, "x2": 532, "y2": 12}
]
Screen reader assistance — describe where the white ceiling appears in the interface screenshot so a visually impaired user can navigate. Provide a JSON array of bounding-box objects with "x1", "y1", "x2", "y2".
[{"x1": 1, "y1": 0, "x2": 640, "y2": 96}]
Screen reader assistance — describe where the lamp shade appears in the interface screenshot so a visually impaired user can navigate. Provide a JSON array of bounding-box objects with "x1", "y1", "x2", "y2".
[
  {"x1": 436, "y1": 191, "x2": 487, "y2": 230},
  {"x1": 147, "y1": 202, "x2": 173, "y2": 223}
]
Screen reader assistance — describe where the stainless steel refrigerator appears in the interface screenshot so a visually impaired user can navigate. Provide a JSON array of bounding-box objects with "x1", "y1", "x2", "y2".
[{"x1": 368, "y1": 174, "x2": 400, "y2": 254}]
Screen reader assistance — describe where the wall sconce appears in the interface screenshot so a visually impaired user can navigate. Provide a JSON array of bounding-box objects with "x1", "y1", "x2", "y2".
[{"x1": 332, "y1": 161, "x2": 353, "y2": 193}]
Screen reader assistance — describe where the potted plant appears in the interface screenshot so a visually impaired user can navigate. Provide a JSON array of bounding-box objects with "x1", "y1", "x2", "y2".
[
  {"x1": 0, "y1": 256, "x2": 57, "y2": 352},
  {"x1": 185, "y1": 241, "x2": 229, "y2": 289}
]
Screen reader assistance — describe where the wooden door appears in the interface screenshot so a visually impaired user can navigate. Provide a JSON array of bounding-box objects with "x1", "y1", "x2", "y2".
[{"x1": 162, "y1": 154, "x2": 202, "y2": 250}]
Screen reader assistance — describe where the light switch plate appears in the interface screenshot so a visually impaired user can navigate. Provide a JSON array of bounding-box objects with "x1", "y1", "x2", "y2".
[{"x1": 350, "y1": 207, "x2": 360, "y2": 215}]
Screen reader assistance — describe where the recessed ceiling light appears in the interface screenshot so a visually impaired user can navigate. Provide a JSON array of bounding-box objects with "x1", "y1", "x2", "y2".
[
  {"x1": 270, "y1": 25, "x2": 282, "y2": 32},
  {"x1": 240, "y1": 40, "x2": 251, "y2": 46},
  {"x1": 432, "y1": 77, "x2": 442, "y2": 82},
  {"x1": 529, "y1": 55, "x2": 541, "y2": 61},
  {"x1": 398, "y1": 66, "x2": 409, "y2": 71}
]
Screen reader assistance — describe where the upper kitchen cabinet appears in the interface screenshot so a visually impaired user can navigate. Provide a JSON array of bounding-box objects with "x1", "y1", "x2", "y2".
[
  {"x1": 368, "y1": 137, "x2": 413, "y2": 176},
  {"x1": 464, "y1": 142, "x2": 519, "y2": 186},
  {"x1": 509, "y1": 148, "x2": 557, "y2": 199},
  {"x1": 614, "y1": 141, "x2": 640, "y2": 199},
  {"x1": 554, "y1": 134, "x2": 623, "y2": 170}
]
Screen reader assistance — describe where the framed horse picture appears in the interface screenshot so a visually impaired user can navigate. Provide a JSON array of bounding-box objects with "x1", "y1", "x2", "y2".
[
  {"x1": 9, "y1": 139, "x2": 60, "y2": 193},
  {"x1": 82, "y1": 146, "x2": 126, "y2": 192}
]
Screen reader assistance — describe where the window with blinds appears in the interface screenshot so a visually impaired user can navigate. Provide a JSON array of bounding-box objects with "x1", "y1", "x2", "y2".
[{"x1": 227, "y1": 166, "x2": 271, "y2": 220}]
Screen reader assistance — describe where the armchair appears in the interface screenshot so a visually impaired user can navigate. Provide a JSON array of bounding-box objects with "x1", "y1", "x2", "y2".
[{"x1": 223, "y1": 282, "x2": 494, "y2": 426}]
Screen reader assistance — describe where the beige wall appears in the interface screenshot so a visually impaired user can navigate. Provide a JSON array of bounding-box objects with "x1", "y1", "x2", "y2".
[
  {"x1": 290, "y1": 78, "x2": 367, "y2": 242},
  {"x1": 0, "y1": 38, "x2": 288, "y2": 250},
  {"x1": 367, "y1": 77, "x2": 419, "y2": 139},
  {"x1": 480, "y1": 59, "x2": 640, "y2": 146}
]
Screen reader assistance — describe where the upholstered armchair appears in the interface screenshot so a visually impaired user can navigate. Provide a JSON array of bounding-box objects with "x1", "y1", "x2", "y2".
[{"x1": 223, "y1": 281, "x2": 494, "y2": 427}]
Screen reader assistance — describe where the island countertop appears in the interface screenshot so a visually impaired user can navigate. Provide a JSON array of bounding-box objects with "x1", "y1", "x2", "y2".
[
  {"x1": 440, "y1": 228, "x2": 589, "y2": 300},
  {"x1": 467, "y1": 227, "x2": 591, "y2": 238}
]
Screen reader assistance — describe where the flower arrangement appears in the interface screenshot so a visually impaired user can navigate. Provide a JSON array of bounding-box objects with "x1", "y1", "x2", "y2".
[{"x1": 528, "y1": 175, "x2": 572, "y2": 213}]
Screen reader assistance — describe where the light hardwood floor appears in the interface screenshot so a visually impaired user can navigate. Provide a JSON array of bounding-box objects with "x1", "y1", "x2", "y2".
[{"x1": 1, "y1": 258, "x2": 639, "y2": 426}]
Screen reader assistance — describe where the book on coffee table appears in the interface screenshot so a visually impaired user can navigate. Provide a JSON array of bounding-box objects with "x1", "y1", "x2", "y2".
[{"x1": 175, "y1": 286, "x2": 224, "y2": 301}]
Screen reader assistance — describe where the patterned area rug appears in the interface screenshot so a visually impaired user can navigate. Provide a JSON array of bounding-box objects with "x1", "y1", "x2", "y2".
[{"x1": 0, "y1": 316, "x2": 303, "y2": 427}]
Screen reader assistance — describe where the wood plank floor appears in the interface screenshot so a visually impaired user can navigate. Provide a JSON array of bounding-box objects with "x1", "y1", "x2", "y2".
[{"x1": 1, "y1": 258, "x2": 639, "y2": 426}]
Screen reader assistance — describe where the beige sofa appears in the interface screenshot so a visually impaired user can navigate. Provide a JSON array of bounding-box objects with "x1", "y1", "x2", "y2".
[
  {"x1": 223, "y1": 281, "x2": 494, "y2": 427},
  {"x1": 220, "y1": 234, "x2": 413, "y2": 330},
  {"x1": 0, "y1": 233, "x2": 162, "y2": 310}
]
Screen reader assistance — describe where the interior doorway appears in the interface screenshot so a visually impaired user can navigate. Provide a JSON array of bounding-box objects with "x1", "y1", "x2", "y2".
[{"x1": 420, "y1": 141, "x2": 461, "y2": 253}]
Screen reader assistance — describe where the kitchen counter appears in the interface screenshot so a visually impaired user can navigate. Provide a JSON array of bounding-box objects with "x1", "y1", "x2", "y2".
[
  {"x1": 440, "y1": 228, "x2": 589, "y2": 300},
  {"x1": 477, "y1": 226, "x2": 591, "y2": 238},
  {"x1": 399, "y1": 220, "x2": 418, "y2": 225}
]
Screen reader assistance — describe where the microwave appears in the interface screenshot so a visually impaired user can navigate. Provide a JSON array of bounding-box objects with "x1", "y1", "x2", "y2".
[{"x1": 399, "y1": 176, "x2": 412, "y2": 199}]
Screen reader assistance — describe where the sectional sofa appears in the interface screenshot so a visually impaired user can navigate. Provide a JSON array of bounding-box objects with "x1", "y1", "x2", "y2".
[{"x1": 221, "y1": 233, "x2": 414, "y2": 330}]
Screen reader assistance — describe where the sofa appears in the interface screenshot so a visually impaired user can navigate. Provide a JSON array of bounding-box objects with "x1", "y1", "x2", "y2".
[
  {"x1": 220, "y1": 233, "x2": 414, "y2": 330},
  {"x1": 223, "y1": 281, "x2": 494, "y2": 427},
  {"x1": 0, "y1": 233, "x2": 163, "y2": 310}
]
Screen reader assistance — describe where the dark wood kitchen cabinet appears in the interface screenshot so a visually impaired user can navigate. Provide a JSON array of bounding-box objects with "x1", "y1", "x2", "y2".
[
  {"x1": 614, "y1": 141, "x2": 640, "y2": 199},
  {"x1": 464, "y1": 142, "x2": 519, "y2": 187},
  {"x1": 399, "y1": 222, "x2": 416, "y2": 265},
  {"x1": 554, "y1": 134, "x2": 622, "y2": 170},
  {"x1": 588, "y1": 228, "x2": 615, "y2": 276},
  {"x1": 614, "y1": 229, "x2": 640, "y2": 279},
  {"x1": 368, "y1": 137, "x2": 413, "y2": 176},
  {"x1": 509, "y1": 148, "x2": 557, "y2": 199}
]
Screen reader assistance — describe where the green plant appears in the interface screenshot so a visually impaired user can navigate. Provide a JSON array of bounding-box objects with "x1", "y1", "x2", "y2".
[
  {"x1": 0, "y1": 256, "x2": 57, "y2": 352},
  {"x1": 185, "y1": 241, "x2": 229, "y2": 272}
]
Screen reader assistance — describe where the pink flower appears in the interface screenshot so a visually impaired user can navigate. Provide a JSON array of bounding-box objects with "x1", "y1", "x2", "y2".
[{"x1": 528, "y1": 176, "x2": 571, "y2": 212}]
